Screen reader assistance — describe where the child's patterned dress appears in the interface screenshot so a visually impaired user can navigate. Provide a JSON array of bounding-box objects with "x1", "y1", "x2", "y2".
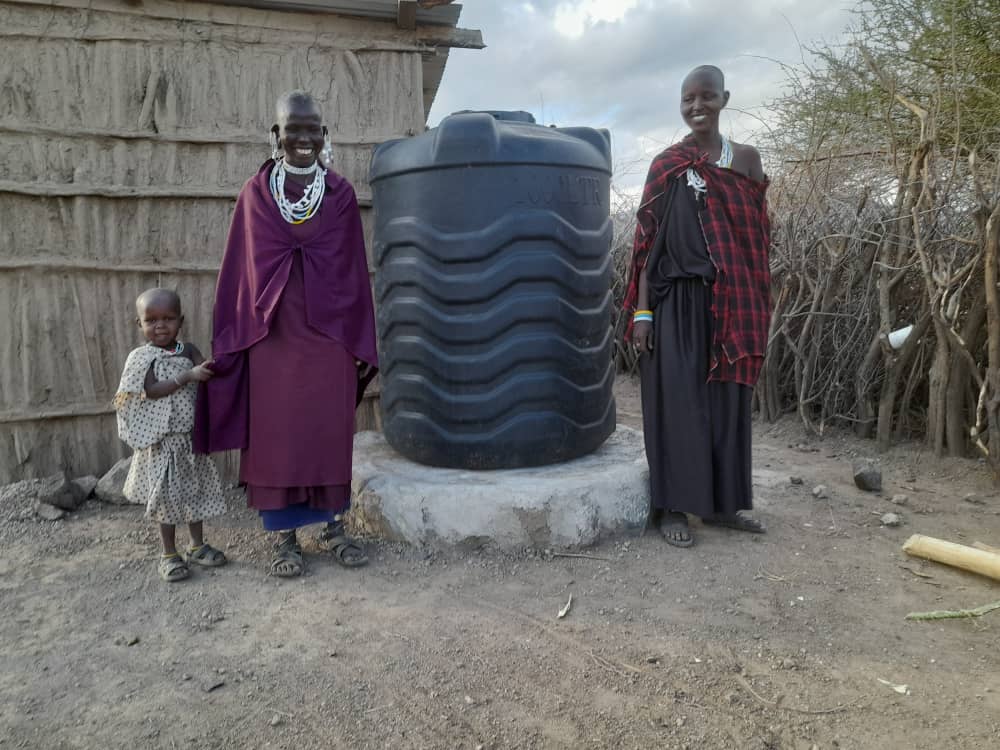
[{"x1": 114, "y1": 345, "x2": 226, "y2": 524}]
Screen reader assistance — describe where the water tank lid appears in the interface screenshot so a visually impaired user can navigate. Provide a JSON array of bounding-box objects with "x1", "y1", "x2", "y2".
[
  {"x1": 451, "y1": 110, "x2": 537, "y2": 123},
  {"x1": 371, "y1": 111, "x2": 612, "y2": 182}
]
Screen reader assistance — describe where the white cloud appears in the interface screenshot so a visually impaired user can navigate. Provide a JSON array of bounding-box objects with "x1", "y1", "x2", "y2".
[
  {"x1": 431, "y1": 0, "x2": 855, "y2": 191},
  {"x1": 552, "y1": 0, "x2": 640, "y2": 38}
]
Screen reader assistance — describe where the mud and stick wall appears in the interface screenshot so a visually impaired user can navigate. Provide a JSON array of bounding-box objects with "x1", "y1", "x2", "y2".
[{"x1": 0, "y1": 0, "x2": 429, "y2": 482}]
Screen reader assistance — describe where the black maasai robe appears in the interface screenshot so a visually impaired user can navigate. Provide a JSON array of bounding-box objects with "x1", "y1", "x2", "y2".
[{"x1": 639, "y1": 175, "x2": 753, "y2": 517}]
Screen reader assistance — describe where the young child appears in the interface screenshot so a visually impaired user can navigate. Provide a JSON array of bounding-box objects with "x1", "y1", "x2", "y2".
[{"x1": 114, "y1": 288, "x2": 228, "y2": 581}]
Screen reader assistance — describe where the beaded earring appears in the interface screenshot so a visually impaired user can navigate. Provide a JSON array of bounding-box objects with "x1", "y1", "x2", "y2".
[
  {"x1": 320, "y1": 141, "x2": 334, "y2": 168},
  {"x1": 269, "y1": 131, "x2": 281, "y2": 160}
]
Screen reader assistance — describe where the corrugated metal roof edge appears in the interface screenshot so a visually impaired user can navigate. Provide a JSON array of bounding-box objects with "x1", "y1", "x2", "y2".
[
  {"x1": 206, "y1": 1, "x2": 483, "y2": 49},
  {"x1": 212, "y1": 1, "x2": 460, "y2": 28}
]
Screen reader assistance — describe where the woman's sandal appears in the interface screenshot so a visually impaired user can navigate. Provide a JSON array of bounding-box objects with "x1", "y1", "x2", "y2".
[
  {"x1": 270, "y1": 534, "x2": 304, "y2": 578},
  {"x1": 703, "y1": 512, "x2": 766, "y2": 534},
  {"x1": 318, "y1": 520, "x2": 368, "y2": 568},
  {"x1": 185, "y1": 543, "x2": 228, "y2": 568},
  {"x1": 158, "y1": 553, "x2": 190, "y2": 582},
  {"x1": 659, "y1": 512, "x2": 694, "y2": 548}
]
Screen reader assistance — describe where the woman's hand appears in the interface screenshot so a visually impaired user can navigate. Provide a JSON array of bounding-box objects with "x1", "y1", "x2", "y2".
[
  {"x1": 633, "y1": 320, "x2": 654, "y2": 354},
  {"x1": 185, "y1": 362, "x2": 215, "y2": 383}
]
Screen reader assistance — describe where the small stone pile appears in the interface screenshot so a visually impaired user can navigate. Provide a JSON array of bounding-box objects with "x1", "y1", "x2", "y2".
[
  {"x1": 33, "y1": 472, "x2": 98, "y2": 520},
  {"x1": 9, "y1": 456, "x2": 136, "y2": 521}
]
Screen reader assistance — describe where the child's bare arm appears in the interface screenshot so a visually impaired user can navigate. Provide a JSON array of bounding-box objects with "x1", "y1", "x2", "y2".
[
  {"x1": 143, "y1": 358, "x2": 214, "y2": 400},
  {"x1": 186, "y1": 344, "x2": 215, "y2": 378},
  {"x1": 184, "y1": 343, "x2": 207, "y2": 366}
]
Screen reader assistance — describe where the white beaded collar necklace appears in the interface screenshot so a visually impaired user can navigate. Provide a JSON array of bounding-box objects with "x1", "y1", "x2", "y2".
[{"x1": 282, "y1": 159, "x2": 318, "y2": 175}]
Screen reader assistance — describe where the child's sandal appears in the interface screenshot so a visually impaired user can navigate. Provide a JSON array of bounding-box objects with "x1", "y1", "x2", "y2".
[
  {"x1": 159, "y1": 553, "x2": 190, "y2": 582},
  {"x1": 185, "y1": 543, "x2": 228, "y2": 568}
]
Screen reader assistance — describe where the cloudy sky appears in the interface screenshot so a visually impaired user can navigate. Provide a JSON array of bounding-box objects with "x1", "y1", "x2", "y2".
[{"x1": 429, "y1": 0, "x2": 856, "y2": 193}]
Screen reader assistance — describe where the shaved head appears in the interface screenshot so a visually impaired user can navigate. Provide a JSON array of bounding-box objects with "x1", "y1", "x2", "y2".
[
  {"x1": 276, "y1": 90, "x2": 321, "y2": 124},
  {"x1": 682, "y1": 65, "x2": 726, "y2": 92},
  {"x1": 136, "y1": 288, "x2": 181, "y2": 317}
]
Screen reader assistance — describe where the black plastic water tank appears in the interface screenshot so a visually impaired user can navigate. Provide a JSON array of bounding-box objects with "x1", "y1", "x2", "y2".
[{"x1": 370, "y1": 111, "x2": 616, "y2": 469}]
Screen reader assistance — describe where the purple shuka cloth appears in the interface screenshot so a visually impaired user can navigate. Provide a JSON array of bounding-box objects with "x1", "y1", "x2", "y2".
[
  {"x1": 240, "y1": 252, "x2": 356, "y2": 512},
  {"x1": 193, "y1": 160, "x2": 377, "y2": 456}
]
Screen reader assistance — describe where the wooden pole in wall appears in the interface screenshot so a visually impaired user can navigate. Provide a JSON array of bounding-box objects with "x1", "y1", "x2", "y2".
[{"x1": 902, "y1": 534, "x2": 1000, "y2": 582}]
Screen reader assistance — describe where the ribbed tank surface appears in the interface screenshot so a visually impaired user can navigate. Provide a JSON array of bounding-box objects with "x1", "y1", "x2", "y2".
[{"x1": 370, "y1": 111, "x2": 616, "y2": 469}]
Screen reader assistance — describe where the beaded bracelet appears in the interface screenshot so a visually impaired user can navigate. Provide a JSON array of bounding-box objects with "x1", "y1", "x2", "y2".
[{"x1": 633, "y1": 309, "x2": 653, "y2": 323}]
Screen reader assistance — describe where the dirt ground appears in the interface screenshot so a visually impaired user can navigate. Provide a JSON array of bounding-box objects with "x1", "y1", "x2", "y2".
[{"x1": 2, "y1": 376, "x2": 999, "y2": 750}]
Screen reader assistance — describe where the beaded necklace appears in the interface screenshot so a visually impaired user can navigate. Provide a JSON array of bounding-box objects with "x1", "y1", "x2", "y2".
[
  {"x1": 152, "y1": 341, "x2": 183, "y2": 355},
  {"x1": 269, "y1": 158, "x2": 326, "y2": 224},
  {"x1": 282, "y1": 160, "x2": 318, "y2": 175},
  {"x1": 687, "y1": 135, "x2": 733, "y2": 195}
]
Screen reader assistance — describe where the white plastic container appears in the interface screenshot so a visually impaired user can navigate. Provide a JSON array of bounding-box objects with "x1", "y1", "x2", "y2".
[{"x1": 888, "y1": 324, "x2": 914, "y2": 350}]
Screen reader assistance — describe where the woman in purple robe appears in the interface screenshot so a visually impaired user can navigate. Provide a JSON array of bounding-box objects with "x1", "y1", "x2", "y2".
[{"x1": 195, "y1": 91, "x2": 378, "y2": 577}]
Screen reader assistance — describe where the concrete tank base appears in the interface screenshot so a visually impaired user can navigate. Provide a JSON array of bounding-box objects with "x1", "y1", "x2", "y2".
[{"x1": 348, "y1": 426, "x2": 650, "y2": 549}]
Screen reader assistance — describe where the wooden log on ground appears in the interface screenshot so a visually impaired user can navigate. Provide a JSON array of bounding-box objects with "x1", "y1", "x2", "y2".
[
  {"x1": 972, "y1": 541, "x2": 1000, "y2": 555},
  {"x1": 902, "y1": 534, "x2": 1000, "y2": 582}
]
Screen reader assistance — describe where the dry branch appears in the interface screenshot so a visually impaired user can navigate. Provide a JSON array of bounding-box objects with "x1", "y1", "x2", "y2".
[{"x1": 905, "y1": 601, "x2": 1000, "y2": 621}]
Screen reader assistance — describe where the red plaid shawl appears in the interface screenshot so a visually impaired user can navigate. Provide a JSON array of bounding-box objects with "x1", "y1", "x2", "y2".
[{"x1": 624, "y1": 136, "x2": 771, "y2": 386}]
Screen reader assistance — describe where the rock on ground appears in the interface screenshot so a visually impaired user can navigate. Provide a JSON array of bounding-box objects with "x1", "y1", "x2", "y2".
[
  {"x1": 71, "y1": 475, "x2": 98, "y2": 501},
  {"x1": 95, "y1": 457, "x2": 137, "y2": 505},
  {"x1": 35, "y1": 473, "x2": 81, "y2": 511},
  {"x1": 34, "y1": 501, "x2": 66, "y2": 521},
  {"x1": 881, "y1": 512, "x2": 902, "y2": 527},
  {"x1": 853, "y1": 460, "x2": 883, "y2": 492}
]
